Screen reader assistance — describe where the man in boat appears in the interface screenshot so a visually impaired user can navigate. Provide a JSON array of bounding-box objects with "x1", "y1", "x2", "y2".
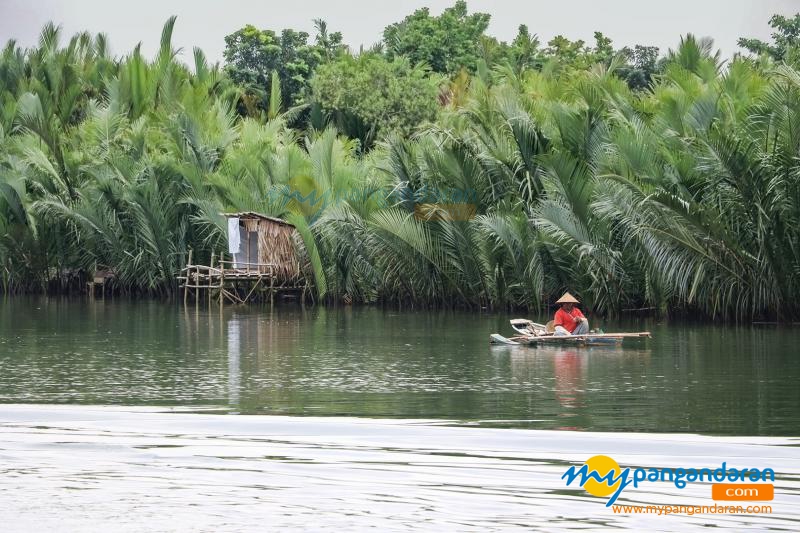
[{"x1": 553, "y1": 292, "x2": 590, "y2": 336}]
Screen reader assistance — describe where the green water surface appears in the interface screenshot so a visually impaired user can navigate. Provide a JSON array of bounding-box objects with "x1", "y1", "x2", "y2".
[{"x1": 1, "y1": 297, "x2": 798, "y2": 435}]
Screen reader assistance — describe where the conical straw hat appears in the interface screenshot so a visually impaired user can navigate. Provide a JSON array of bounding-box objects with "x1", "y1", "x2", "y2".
[{"x1": 555, "y1": 292, "x2": 580, "y2": 304}]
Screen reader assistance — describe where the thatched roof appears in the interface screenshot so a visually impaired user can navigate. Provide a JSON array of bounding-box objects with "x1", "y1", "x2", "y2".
[{"x1": 221, "y1": 212, "x2": 295, "y2": 228}]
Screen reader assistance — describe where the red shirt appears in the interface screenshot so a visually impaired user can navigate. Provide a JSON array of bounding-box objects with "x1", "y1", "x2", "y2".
[{"x1": 554, "y1": 307, "x2": 585, "y2": 333}]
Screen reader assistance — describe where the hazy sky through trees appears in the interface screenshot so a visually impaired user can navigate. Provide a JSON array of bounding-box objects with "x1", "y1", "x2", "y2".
[{"x1": 0, "y1": 0, "x2": 797, "y2": 63}]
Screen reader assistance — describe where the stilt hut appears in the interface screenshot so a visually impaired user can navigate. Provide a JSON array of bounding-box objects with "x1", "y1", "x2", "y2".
[
  {"x1": 223, "y1": 212, "x2": 301, "y2": 282},
  {"x1": 179, "y1": 212, "x2": 308, "y2": 305}
]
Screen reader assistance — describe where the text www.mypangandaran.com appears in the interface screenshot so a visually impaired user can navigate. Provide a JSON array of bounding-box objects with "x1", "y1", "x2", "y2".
[{"x1": 611, "y1": 504, "x2": 772, "y2": 515}]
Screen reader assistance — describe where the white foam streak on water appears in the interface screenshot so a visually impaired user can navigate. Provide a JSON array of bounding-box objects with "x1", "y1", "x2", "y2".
[{"x1": 1, "y1": 406, "x2": 798, "y2": 532}]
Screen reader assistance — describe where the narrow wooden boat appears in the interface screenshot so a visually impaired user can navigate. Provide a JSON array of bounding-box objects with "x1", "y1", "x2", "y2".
[{"x1": 491, "y1": 318, "x2": 651, "y2": 346}]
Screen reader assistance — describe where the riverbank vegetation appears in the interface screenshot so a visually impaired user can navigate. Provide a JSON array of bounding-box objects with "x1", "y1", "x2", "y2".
[{"x1": 1, "y1": 4, "x2": 799, "y2": 319}]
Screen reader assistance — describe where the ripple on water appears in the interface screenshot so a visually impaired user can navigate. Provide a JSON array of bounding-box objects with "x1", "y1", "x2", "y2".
[{"x1": 0, "y1": 406, "x2": 799, "y2": 531}]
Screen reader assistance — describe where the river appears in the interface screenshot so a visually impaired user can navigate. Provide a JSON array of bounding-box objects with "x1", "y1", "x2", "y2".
[{"x1": 1, "y1": 297, "x2": 798, "y2": 530}]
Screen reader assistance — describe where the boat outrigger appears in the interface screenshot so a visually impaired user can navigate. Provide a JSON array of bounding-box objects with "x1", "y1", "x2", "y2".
[{"x1": 490, "y1": 318, "x2": 651, "y2": 346}]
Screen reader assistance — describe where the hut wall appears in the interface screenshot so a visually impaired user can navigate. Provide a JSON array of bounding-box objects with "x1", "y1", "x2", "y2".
[{"x1": 257, "y1": 220, "x2": 300, "y2": 280}]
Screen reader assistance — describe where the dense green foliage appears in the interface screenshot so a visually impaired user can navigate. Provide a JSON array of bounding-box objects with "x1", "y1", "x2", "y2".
[
  {"x1": 223, "y1": 21, "x2": 344, "y2": 112},
  {"x1": 383, "y1": 0, "x2": 490, "y2": 75},
  {"x1": 2, "y1": 7, "x2": 800, "y2": 320},
  {"x1": 311, "y1": 54, "x2": 441, "y2": 147},
  {"x1": 738, "y1": 14, "x2": 800, "y2": 64}
]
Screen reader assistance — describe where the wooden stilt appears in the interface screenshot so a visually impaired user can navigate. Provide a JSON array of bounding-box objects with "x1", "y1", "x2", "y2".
[
  {"x1": 219, "y1": 251, "x2": 224, "y2": 307},
  {"x1": 178, "y1": 250, "x2": 308, "y2": 306},
  {"x1": 269, "y1": 275, "x2": 274, "y2": 306},
  {"x1": 184, "y1": 249, "x2": 192, "y2": 305},
  {"x1": 242, "y1": 277, "x2": 263, "y2": 303},
  {"x1": 208, "y1": 252, "x2": 215, "y2": 306}
]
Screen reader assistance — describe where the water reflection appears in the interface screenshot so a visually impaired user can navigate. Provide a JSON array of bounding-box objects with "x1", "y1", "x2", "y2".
[
  {"x1": 553, "y1": 351, "x2": 583, "y2": 415},
  {"x1": 498, "y1": 345, "x2": 654, "y2": 431},
  {"x1": 227, "y1": 316, "x2": 241, "y2": 410},
  {"x1": 1, "y1": 297, "x2": 799, "y2": 435}
]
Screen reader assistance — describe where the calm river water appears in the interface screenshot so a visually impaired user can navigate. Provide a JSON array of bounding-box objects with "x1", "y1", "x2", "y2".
[{"x1": 1, "y1": 297, "x2": 799, "y2": 530}]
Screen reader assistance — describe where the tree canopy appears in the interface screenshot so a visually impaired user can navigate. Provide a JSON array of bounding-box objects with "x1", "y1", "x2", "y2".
[
  {"x1": 3, "y1": 9, "x2": 800, "y2": 320},
  {"x1": 738, "y1": 14, "x2": 800, "y2": 64},
  {"x1": 223, "y1": 23, "x2": 342, "y2": 111},
  {"x1": 311, "y1": 54, "x2": 441, "y2": 148},
  {"x1": 383, "y1": 0, "x2": 490, "y2": 74}
]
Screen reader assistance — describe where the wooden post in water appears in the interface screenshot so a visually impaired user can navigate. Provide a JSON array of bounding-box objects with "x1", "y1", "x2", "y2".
[
  {"x1": 209, "y1": 251, "x2": 215, "y2": 306},
  {"x1": 219, "y1": 251, "x2": 224, "y2": 307},
  {"x1": 184, "y1": 249, "x2": 192, "y2": 306},
  {"x1": 270, "y1": 267, "x2": 274, "y2": 306},
  {"x1": 195, "y1": 263, "x2": 200, "y2": 305}
]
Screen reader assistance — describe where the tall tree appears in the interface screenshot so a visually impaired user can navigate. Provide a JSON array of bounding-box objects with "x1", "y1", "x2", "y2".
[
  {"x1": 313, "y1": 19, "x2": 346, "y2": 61},
  {"x1": 311, "y1": 54, "x2": 440, "y2": 148},
  {"x1": 383, "y1": 1, "x2": 490, "y2": 75},
  {"x1": 506, "y1": 25, "x2": 543, "y2": 73},
  {"x1": 541, "y1": 32, "x2": 617, "y2": 71},
  {"x1": 738, "y1": 14, "x2": 800, "y2": 64},
  {"x1": 223, "y1": 25, "x2": 323, "y2": 110},
  {"x1": 617, "y1": 45, "x2": 661, "y2": 90}
]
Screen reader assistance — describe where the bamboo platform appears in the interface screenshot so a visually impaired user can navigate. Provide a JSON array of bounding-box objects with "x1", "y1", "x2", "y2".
[{"x1": 178, "y1": 250, "x2": 308, "y2": 306}]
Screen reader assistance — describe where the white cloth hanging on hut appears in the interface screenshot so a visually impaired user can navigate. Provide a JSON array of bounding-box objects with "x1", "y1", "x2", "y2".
[{"x1": 227, "y1": 217, "x2": 240, "y2": 254}]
